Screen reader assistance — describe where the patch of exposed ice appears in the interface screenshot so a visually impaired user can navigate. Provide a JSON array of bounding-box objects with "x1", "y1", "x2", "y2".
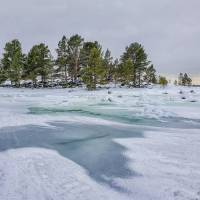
[{"x1": 0, "y1": 148, "x2": 125, "y2": 200}]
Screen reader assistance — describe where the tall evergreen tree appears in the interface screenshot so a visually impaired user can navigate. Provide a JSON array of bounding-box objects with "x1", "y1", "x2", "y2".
[
  {"x1": 120, "y1": 59, "x2": 134, "y2": 85},
  {"x1": 0, "y1": 62, "x2": 7, "y2": 84},
  {"x1": 56, "y1": 36, "x2": 68, "y2": 83},
  {"x1": 178, "y1": 73, "x2": 192, "y2": 86},
  {"x1": 144, "y1": 64, "x2": 157, "y2": 84},
  {"x1": 80, "y1": 41, "x2": 100, "y2": 67},
  {"x1": 112, "y1": 59, "x2": 120, "y2": 86},
  {"x1": 120, "y1": 43, "x2": 150, "y2": 87},
  {"x1": 67, "y1": 34, "x2": 84, "y2": 82},
  {"x1": 178, "y1": 73, "x2": 183, "y2": 85},
  {"x1": 103, "y1": 49, "x2": 113, "y2": 81},
  {"x1": 1, "y1": 39, "x2": 25, "y2": 86},
  {"x1": 24, "y1": 43, "x2": 53, "y2": 86},
  {"x1": 182, "y1": 73, "x2": 192, "y2": 86},
  {"x1": 82, "y1": 47, "x2": 105, "y2": 90}
]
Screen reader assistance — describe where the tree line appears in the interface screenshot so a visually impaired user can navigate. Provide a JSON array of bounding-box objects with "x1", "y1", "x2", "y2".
[
  {"x1": 176, "y1": 73, "x2": 192, "y2": 86},
  {"x1": 0, "y1": 34, "x2": 158, "y2": 90}
]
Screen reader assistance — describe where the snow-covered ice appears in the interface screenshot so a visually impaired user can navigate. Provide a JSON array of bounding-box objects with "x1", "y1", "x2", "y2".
[
  {"x1": 115, "y1": 129, "x2": 200, "y2": 200},
  {"x1": 0, "y1": 148, "x2": 124, "y2": 200},
  {"x1": 0, "y1": 85, "x2": 200, "y2": 200}
]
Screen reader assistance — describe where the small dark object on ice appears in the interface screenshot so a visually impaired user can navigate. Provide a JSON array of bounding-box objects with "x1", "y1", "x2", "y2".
[
  {"x1": 133, "y1": 95, "x2": 140, "y2": 98},
  {"x1": 118, "y1": 95, "x2": 122, "y2": 98},
  {"x1": 108, "y1": 98, "x2": 112, "y2": 102},
  {"x1": 173, "y1": 191, "x2": 181, "y2": 197},
  {"x1": 163, "y1": 92, "x2": 168, "y2": 95},
  {"x1": 181, "y1": 97, "x2": 186, "y2": 100},
  {"x1": 108, "y1": 91, "x2": 112, "y2": 94},
  {"x1": 190, "y1": 90, "x2": 195, "y2": 93},
  {"x1": 190, "y1": 100, "x2": 197, "y2": 103},
  {"x1": 179, "y1": 90, "x2": 183, "y2": 94}
]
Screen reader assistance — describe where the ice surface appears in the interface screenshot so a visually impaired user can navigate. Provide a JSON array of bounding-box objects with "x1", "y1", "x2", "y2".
[
  {"x1": 0, "y1": 85, "x2": 200, "y2": 199},
  {"x1": 114, "y1": 128, "x2": 200, "y2": 200},
  {"x1": 0, "y1": 86, "x2": 200, "y2": 128},
  {"x1": 0, "y1": 148, "x2": 125, "y2": 200}
]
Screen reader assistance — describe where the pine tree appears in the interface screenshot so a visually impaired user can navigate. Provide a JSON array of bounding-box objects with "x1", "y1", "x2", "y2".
[
  {"x1": 144, "y1": 65, "x2": 157, "y2": 84},
  {"x1": 178, "y1": 73, "x2": 183, "y2": 85},
  {"x1": 24, "y1": 43, "x2": 53, "y2": 87},
  {"x1": 120, "y1": 43, "x2": 150, "y2": 87},
  {"x1": 67, "y1": 34, "x2": 84, "y2": 82},
  {"x1": 0, "y1": 63, "x2": 7, "y2": 84},
  {"x1": 56, "y1": 36, "x2": 69, "y2": 83},
  {"x1": 1, "y1": 39, "x2": 25, "y2": 86},
  {"x1": 183, "y1": 73, "x2": 192, "y2": 86},
  {"x1": 82, "y1": 47, "x2": 105, "y2": 90},
  {"x1": 103, "y1": 49, "x2": 113, "y2": 82},
  {"x1": 80, "y1": 41, "x2": 100, "y2": 67},
  {"x1": 119, "y1": 59, "x2": 133, "y2": 85},
  {"x1": 113, "y1": 59, "x2": 119, "y2": 86},
  {"x1": 178, "y1": 73, "x2": 192, "y2": 86}
]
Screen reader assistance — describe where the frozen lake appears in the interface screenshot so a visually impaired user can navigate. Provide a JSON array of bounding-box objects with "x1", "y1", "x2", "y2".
[{"x1": 0, "y1": 86, "x2": 200, "y2": 200}]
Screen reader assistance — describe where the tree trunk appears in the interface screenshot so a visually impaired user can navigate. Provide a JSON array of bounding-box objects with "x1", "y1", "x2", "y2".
[
  {"x1": 138, "y1": 71, "x2": 141, "y2": 88},
  {"x1": 74, "y1": 57, "x2": 78, "y2": 82},
  {"x1": 33, "y1": 79, "x2": 37, "y2": 88},
  {"x1": 64, "y1": 65, "x2": 67, "y2": 84},
  {"x1": 133, "y1": 71, "x2": 136, "y2": 87}
]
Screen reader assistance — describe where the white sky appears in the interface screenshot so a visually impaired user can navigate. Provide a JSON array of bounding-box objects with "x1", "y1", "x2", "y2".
[{"x1": 0, "y1": 0, "x2": 199, "y2": 78}]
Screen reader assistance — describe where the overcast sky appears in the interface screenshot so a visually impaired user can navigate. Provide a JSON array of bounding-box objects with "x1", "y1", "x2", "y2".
[{"x1": 0, "y1": 0, "x2": 199, "y2": 76}]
